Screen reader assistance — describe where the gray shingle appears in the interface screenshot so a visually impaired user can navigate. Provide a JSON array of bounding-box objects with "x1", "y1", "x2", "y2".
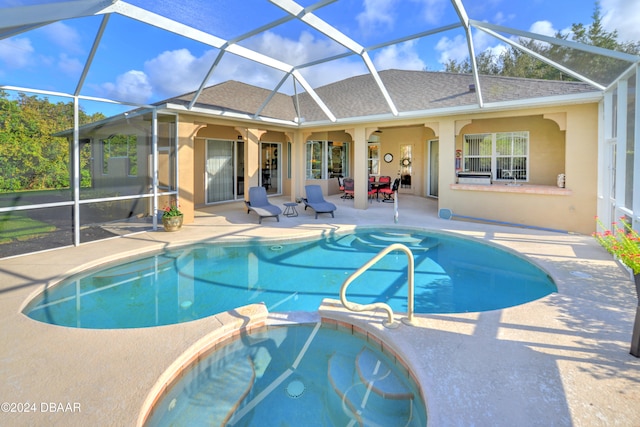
[{"x1": 163, "y1": 70, "x2": 597, "y2": 123}]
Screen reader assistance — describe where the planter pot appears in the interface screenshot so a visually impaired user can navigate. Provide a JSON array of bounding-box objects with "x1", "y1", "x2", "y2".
[
  {"x1": 631, "y1": 274, "x2": 640, "y2": 358},
  {"x1": 162, "y1": 215, "x2": 183, "y2": 232}
]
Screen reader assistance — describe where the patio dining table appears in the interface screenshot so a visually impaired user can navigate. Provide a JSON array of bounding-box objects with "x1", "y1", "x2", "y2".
[{"x1": 370, "y1": 180, "x2": 390, "y2": 201}]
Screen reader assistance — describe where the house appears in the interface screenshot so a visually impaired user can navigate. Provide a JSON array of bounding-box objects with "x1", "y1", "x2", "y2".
[
  {"x1": 1, "y1": 1, "x2": 638, "y2": 255},
  {"x1": 73, "y1": 70, "x2": 600, "y2": 233}
]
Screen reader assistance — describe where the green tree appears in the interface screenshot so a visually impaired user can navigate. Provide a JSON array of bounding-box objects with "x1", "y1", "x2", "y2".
[
  {"x1": 0, "y1": 90, "x2": 105, "y2": 192},
  {"x1": 444, "y1": 2, "x2": 639, "y2": 83}
]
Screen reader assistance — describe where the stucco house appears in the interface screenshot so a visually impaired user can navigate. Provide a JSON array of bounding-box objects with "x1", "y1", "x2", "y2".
[
  {"x1": 1, "y1": 0, "x2": 638, "y2": 255},
  {"x1": 74, "y1": 69, "x2": 600, "y2": 234}
]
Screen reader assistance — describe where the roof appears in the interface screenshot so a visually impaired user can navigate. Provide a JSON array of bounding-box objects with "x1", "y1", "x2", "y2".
[
  {"x1": 161, "y1": 70, "x2": 599, "y2": 125},
  {"x1": 0, "y1": 0, "x2": 636, "y2": 127}
]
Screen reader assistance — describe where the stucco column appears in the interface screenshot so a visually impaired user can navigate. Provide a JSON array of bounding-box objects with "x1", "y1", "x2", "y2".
[
  {"x1": 436, "y1": 119, "x2": 456, "y2": 212},
  {"x1": 177, "y1": 121, "x2": 201, "y2": 224},
  {"x1": 346, "y1": 127, "x2": 370, "y2": 209},
  {"x1": 239, "y1": 128, "x2": 266, "y2": 196},
  {"x1": 286, "y1": 130, "x2": 307, "y2": 201}
]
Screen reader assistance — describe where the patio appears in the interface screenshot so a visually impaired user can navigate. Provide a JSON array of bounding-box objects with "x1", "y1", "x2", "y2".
[{"x1": 0, "y1": 194, "x2": 639, "y2": 426}]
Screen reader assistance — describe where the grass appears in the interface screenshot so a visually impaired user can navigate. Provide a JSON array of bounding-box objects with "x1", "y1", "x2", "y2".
[{"x1": 0, "y1": 214, "x2": 56, "y2": 244}]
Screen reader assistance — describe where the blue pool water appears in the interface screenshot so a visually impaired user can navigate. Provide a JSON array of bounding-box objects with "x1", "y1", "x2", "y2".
[
  {"x1": 24, "y1": 228, "x2": 556, "y2": 329},
  {"x1": 144, "y1": 322, "x2": 428, "y2": 426}
]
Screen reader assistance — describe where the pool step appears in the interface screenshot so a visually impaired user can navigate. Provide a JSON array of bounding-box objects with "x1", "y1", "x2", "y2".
[
  {"x1": 351, "y1": 233, "x2": 436, "y2": 252},
  {"x1": 179, "y1": 355, "x2": 255, "y2": 425},
  {"x1": 327, "y1": 347, "x2": 415, "y2": 426},
  {"x1": 92, "y1": 257, "x2": 174, "y2": 283}
]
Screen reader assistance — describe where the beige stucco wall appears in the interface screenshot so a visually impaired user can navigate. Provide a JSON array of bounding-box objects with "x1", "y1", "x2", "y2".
[
  {"x1": 171, "y1": 102, "x2": 598, "y2": 234},
  {"x1": 437, "y1": 103, "x2": 598, "y2": 234},
  {"x1": 455, "y1": 115, "x2": 566, "y2": 185}
]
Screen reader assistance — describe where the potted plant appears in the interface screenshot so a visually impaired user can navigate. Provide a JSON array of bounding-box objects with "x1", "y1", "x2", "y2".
[
  {"x1": 595, "y1": 217, "x2": 640, "y2": 357},
  {"x1": 161, "y1": 201, "x2": 183, "y2": 232}
]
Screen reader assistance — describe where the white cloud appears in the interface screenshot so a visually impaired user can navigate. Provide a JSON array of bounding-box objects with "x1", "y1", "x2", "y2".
[
  {"x1": 373, "y1": 41, "x2": 426, "y2": 71},
  {"x1": 144, "y1": 48, "x2": 214, "y2": 97},
  {"x1": 239, "y1": 30, "x2": 360, "y2": 89},
  {"x1": 101, "y1": 70, "x2": 152, "y2": 104},
  {"x1": 102, "y1": 28, "x2": 358, "y2": 102},
  {"x1": 57, "y1": 53, "x2": 83, "y2": 76},
  {"x1": 415, "y1": 0, "x2": 448, "y2": 26},
  {"x1": 356, "y1": 0, "x2": 397, "y2": 34},
  {"x1": 601, "y1": 0, "x2": 640, "y2": 42},
  {"x1": 0, "y1": 37, "x2": 34, "y2": 68},
  {"x1": 435, "y1": 34, "x2": 469, "y2": 65},
  {"x1": 40, "y1": 21, "x2": 83, "y2": 54},
  {"x1": 529, "y1": 20, "x2": 557, "y2": 38},
  {"x1": 492, "y1": 11, "x2": 515, "y2": 26},
  {"x1": 250, "y1": 30, "x2": 344, "y2": 65},
  {"x1": 433, "y1": 29, "x2": 511, "y2": 69}
]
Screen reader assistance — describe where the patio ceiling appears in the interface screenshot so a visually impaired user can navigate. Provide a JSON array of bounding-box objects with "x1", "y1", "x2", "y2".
[{"x1": 0, "y1": 0, "x2": 638, "y2": 126}]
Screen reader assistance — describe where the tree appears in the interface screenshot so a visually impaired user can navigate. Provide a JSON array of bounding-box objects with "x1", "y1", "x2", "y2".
[
  {"x1": 0, "y1": 91, "x2": 105, "y2": 192},
  {"x1": 444, "y1": 2, "x2": 639, "y2": 83}
]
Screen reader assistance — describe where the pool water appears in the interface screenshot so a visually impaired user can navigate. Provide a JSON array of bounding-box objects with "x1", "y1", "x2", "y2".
[
  {"x1": 143, "y1": 322, "x2": 428, "y2": 426},
  {"x1": 24, "y1": 228, "x2": 556, "y2": 328}
]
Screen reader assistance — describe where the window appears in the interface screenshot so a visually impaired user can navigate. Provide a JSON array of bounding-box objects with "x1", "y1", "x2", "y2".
[
  {"x1": 463, "y1": 131, "x2": 529, "y2": 181},
  {"x1": 368, "y1": 143, "x2": 379, "y2": 175},
  {"x1": 306, "y1": 141, "x2": 323, "y2": 179},
  {"x1": 261, "y1": 142, "x2": 280, "y2": 194},
  {"x1": 307, "y1": 140, "x2": 350, "y2": 179},
  {"x1": 400, "y1": 144, "x2": 412, "y2": 188},
  {"x1": 102, "y1": 134, "x2": 138, "y2": 176},
  {"x1": 328, "y1": 141, "x2": 348, "y2": 178}
]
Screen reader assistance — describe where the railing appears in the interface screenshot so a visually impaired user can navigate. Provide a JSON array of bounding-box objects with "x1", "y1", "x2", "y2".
[{"x1": 339, "y1": 243, "x2": 415, "y2": 329}]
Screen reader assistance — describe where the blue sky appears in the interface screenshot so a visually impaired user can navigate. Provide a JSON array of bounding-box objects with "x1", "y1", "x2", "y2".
[{"x1": 0, "y1": 0, "x2": 638, "y2": 116}]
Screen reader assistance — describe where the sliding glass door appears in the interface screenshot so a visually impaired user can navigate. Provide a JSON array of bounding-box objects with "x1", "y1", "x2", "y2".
[
  {"x1": 261, "y1": 142, "x2": 280, "y2": 195},
  {"x1": 206, "y1": 139, "x2": 240, "y2": 203},
  {"x1": 428, "y1": 139, "x2": 439, "y2": 197}
]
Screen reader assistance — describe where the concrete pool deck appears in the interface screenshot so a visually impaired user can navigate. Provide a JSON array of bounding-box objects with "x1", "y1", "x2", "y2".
[{"x1": 0, "y1": 194, "x2": 639, "y2": 426}]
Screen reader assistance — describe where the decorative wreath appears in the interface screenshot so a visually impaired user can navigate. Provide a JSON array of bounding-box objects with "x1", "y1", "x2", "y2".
[{"x1": 400, "y1": 157, "x2": 412, "y2": 167}]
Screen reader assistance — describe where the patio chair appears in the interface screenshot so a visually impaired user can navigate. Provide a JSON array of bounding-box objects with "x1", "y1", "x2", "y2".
[
  {"x1": 379, "y1": 178, "x2": 400, "y2": 203},
  {"x1": 342, "y1": 178, "x2": 354, "y2": 199},
  {"x1": 367, "y1": 181, "x2": 377, "y2": 203},
  {"x1": 302, "y1": 185, "x2": 337, "y2": 219},
  {"x1": 378, "y1": 176, "x2": 391, "y2": 189},
  {"x1": 244, "y1": 186, "x2": 282, "y2": 223}
]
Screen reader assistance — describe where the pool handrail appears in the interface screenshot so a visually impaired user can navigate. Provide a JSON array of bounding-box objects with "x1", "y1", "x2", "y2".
[{"x1": 339, "y1": 243, "x2": 415, "y2": 328}]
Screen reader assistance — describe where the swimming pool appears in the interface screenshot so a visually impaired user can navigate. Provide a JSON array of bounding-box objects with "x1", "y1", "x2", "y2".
[
  {"x1": 142, "y1": 322, "x2": 428, "y2": 426},
  {"x1": 23, "y1": 228, "x2": 556, "y2": 328}
]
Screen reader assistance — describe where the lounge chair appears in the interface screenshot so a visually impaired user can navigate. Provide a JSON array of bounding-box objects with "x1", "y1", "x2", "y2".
[
  {"x1": 302, "y1": 185, "x2": 337, "y2": 219},
  {"x1": 244, "y1": 186, "x2": 282, "y2": 223}
]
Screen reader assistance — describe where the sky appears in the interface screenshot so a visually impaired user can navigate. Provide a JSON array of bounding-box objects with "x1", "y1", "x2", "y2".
[{"x1": 0, "y1": 0, "x2": 638, "y2": 116}]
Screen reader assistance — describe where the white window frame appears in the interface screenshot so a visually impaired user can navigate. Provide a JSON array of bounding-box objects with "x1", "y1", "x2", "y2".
[
  {"x1": 463, "y1": 131, "x2": 529, "y2": 182},
  {"x1": 368, "y1": 142, "x2": 379, "y2": 176}
]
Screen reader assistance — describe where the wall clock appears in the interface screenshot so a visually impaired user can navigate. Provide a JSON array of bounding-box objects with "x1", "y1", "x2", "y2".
[{"x1": 384, "y1": 153, "x2": 393, "y2": 163}]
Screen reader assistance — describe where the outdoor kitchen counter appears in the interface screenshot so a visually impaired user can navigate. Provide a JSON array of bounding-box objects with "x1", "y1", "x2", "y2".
[{"x1": 450, "y1": 183, "x2": 572, "y2": 196}]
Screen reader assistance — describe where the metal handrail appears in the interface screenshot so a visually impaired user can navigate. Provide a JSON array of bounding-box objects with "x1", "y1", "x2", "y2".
[{"x1": 339, "y1": 243, "x2": 415, "y2": 329}]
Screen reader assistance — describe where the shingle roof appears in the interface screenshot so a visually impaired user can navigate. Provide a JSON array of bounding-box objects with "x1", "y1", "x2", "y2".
[
  {"x1": 163, "y1": 70, "x2": 598, "y2": 124},
  {"x1": 167, "y1": 80, "x2": 298, "y2": 121}
]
